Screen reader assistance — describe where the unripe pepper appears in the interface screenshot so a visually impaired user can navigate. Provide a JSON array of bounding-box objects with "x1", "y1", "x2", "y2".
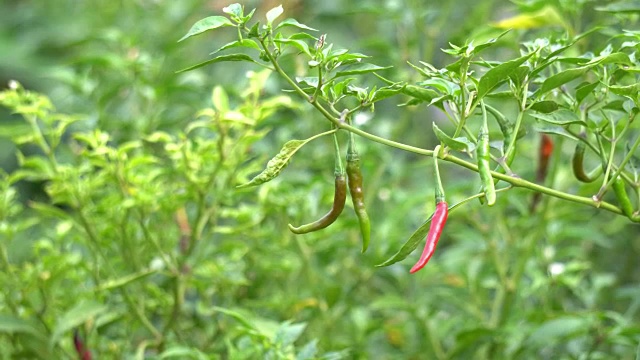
[
  {"x1": 571, "y1": 141, "x2": 600, "y2": 183},
  {"x1": 346, "y1": 133, "x2": 371, "y2": 253},
  {"x1": 478, "y1": 101, "x2": 496, "y2": 206},
  {"x1": 289, "y1": 133, "x2": 346, "y2": 234},
  {"x1": 288, "y1": 174, "x2": 346, "y2": 234},
  {"x1": 612, "y1": 176, "x2": 634, "y2": 218}
]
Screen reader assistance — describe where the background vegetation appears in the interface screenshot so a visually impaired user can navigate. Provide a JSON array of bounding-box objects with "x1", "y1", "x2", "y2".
[{"x1": 1, "y1": 0, "x2": 640, "y2": 359}]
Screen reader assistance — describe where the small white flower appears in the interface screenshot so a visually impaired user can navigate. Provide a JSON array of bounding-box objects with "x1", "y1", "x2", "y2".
[{"x1": 548, "y1": 262, "x2": 565, "y2": 276}]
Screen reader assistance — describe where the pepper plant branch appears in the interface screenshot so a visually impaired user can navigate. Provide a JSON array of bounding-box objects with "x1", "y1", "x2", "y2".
[{"x1": 258, "y1": 38, "x2": 636, "y2": 221}]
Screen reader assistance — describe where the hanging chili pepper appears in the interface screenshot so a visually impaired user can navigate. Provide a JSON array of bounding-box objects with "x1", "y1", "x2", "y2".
[
  {"x1": 536, "y1": 134, "x2": 554, "y2": 183},
  {"x1": 410, "y1": 146, "x2": 448, "y2": 274},
  {"x1": 572, "y1": 141, "x2": 599, "y2": 183},
  {"x1": 73, "y1": 329, "x2": 92, "y2": 360},
  {"x1": 530, "y1": 134, "x2": 554, "y2": 211},
  {"x1": 346, "y1": 132, "x2": 371, "y2": 253},
  {"x1": 478, "y1": 101, "x2": 496, "y2": 206},
  {"x1": 612, "y1": 176, "x2": 634, "y2": 218},
  {"x1": 289, "y1": 133, "x2": 346, "y2": 234}
]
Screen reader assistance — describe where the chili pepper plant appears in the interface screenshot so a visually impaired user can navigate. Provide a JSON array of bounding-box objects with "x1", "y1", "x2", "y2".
[{"x1": 2, "y1": 0, "x2": 640, "y2": 358}]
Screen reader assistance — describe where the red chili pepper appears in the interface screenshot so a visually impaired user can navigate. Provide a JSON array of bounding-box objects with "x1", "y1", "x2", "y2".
[
  {"x1": 536, "y1": 134, "x2": 554, "y2": 183},
  {"x1": 410, "y1": 201, "x2": 448, "y2": 274},
  {"x1": 73, "y1": 330, "x2": 92, "y2": 360},
  {"x1": 531, "y1": 134, "x2": 554, "y2": 211}
]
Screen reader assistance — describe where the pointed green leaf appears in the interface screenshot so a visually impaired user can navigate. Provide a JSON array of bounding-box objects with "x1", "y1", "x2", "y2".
[
  {"x1": 176, "y1": 54, "x2": 259, "y2": 74},
  {"x1": 276, "y1": 18, "x2": 318, "y2": 31},
  {"x1": 210, "y1": 39, "x2": 260, "y2": 55},
  {"x1": 97, "y1": 269, "x2": 156, "y2": 291},
  {"x1": 476, "y1": 52, "x2": 534, "y2": 101},
  {"x1": 433, "y1": 123, "x2": 469, "y2": 151},
  {"x1": 237, "y1": 131, "x2": 333, "y2": 188},
  {"x1": 274, "y1": 38, "x2": 312, "y2": 57},
  {"x1": 375, "y1": 213, "x2": 436, "y2": 267},
  {"x1": 529, "y1": 100, "x2": 560, "y2": 113},
  {"x1": 50, "y1": 301, "x2": 108, "y2": 346},
  {"x1": 0, "y1": 315, "x2": 47, "y2": 341},
  {"x1": 596, "y1": 1, "x2": 640, "y2": 13},
  {"x1": 576, "y1": 81, "x2": 599, "y2": 105},
  {"x1": 266, "y1": 5, "x2": 284, "y2": 26},
  {"x1": 537, "y1": 66, "x2": 591, "y2": 96},
  {"x1": 222, "y1": 4, "x2": 243, "y2": 18},
  {"x1": 334, "y1": 63, "x2": 392, "y2": 78},
  {"x1": 371, "y1": 87, "x2": 402, "y2": 102},
  {"x1": 178, "y1": 16, "x2": 234, "y2": 42},
  {"x1": 530, "y1": 109, "x2": 585, "y2": 126},
  {"x1": 533, "y1": 125, "x2": 579, "y2": 141},
  {"x1": 401, "y1": 85, "x2": 439, "y2": 103}
]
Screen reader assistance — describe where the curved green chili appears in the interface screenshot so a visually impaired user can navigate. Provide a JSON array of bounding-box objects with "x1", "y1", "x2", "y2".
[
  {"x1": 572, "y1": 141, "x2": 600, "y2": 183},
  {"x1": 478, "y1": 102, "x2": 496, "y2": 206},
  {"x1": 288, "y1": 174, "x2": 346, "y2": 234},
  {"x1": 346, "y1": 133, "x2": 371, "y2": 253},
  {"x1": 289, "y1": 133, "x2": 346, "y2": 234},
  {"x1": 612, "y1": 176, "x2": 634, "y2": 218}
]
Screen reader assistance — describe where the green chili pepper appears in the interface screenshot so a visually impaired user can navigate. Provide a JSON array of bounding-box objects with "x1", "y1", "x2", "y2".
[
  {"x1": 346, "y1": 133, "x2": 371, "y2": 253},
  {"x1": 572, "y1": 141, "x2": 600, "y2": 183},
  {"x1": 612, "y1": 176, "x2": 634, "y2": 218},
  {"x1": 288, "y1": 133, "x2": 346, "y2": 234},
  {"x1": 478, "y1": 102, "x2": 496, "y2": 206}
]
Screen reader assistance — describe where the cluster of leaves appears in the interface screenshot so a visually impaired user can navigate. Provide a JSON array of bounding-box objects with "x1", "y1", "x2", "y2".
[{"x1": 0, "y1": 76, "x2": 347, "y2": 358}]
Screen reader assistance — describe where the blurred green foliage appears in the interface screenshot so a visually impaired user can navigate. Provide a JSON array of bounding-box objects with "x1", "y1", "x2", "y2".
[{"x1": 1, "y1": 0, "x2": 640, "y2": 359}]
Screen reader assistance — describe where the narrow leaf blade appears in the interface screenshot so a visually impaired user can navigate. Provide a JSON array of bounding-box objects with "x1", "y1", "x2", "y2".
[
  {"x1": 376, "y1": 214, "x2": 435, "y2": 267},
  {"x1": 178, "y1": 16, "x2": 234, "y2": 42},
  {"x1": 433, "y1": 123, "x2": 469, "y2": 151},
  {"x1": 176, "y1": 54, "x2": 258, "y2": 74}
]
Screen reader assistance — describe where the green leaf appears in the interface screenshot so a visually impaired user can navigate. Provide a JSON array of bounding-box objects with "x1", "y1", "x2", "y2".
[
  {"x1": 537, "y1": 66, "x2": 591, "y2": 97},
  {"x1": 529, "y1": 100, "x2": 560, "y2": 113},
  {"x1": 212, "y1": 86, "x2": 229, "y2": 112},
  {"x1": 266, "y1": 5, "x2": 284, "y2": 26},
  {"x1": 533, "y1": 124, "x2": 579, "y2": 141},
  {"x1": 0, "y1": 315, "x2": 47, "y2": 341},
  {"x1": 529, "y1": 109, "x2": 585, "y2": 126},
  {"x1": 50, "y1": 301, "x2": 108, "y2": 346},
  {"x1": 610, "y1": 83, "x2": 640, "y2": 97},
  {"x1": 222, "y1": 4, "x2": 243, "y2": 18},
  {"x1": 274, "y1": 38, "x2": 312, "y2": 57},
  {"x1": 178, "y1": 16, "x2": 234, "y2": 42},
  {"x1": 237, "y1": 131, "x2": 333, "y2": 188},
  {"x1": 375, "y1": 213, "x2": 436, "y2": 267},
  {"x1": 576, "y1": 81, "x2": 599, "y2": 105},
  {"x1": 476, "y1": 52, "x2": 534, "y2": 101},
  {"x1": 276, "y1": 18, "x2": 318, "y2": 31},
  {"x1": 160, "y1": 346, "x2": 208, "y2": 360},
  {"x1": 527, "y1": 316, "x2": 589, "y2": 346},
  {"x1": 433, "y1": 123, "x2": 470, "y2": 151},
  {"x1": 401, "y1": 85, "x2": 439, "y2": 103},
  {"x1": 371, "y1": 87, "x2": 402, "y2": 103},
  {"x1": 176, "y1": 54, "x2": 259, "y2": 74},
  {"x1": 274, "y1": 322, "x2": 306, "y2": 347},
  {"x1": 97, "y1": 269, "x2": 156, "y2": 291},
  {"x1": 210, "y1": 39, "x2": 260, "y2": 55},
  {"x1": 334, "y1": 63, "x2": 392, "y2": 78},
  {"x1": 596, "y1": 1, "x2": 640, "y2": 13}
]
